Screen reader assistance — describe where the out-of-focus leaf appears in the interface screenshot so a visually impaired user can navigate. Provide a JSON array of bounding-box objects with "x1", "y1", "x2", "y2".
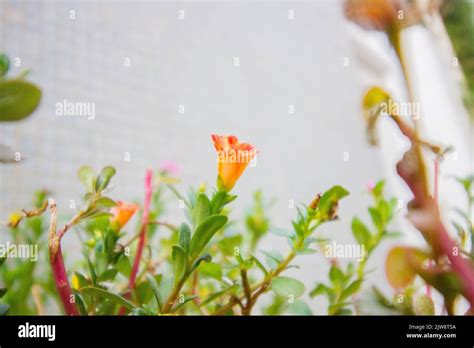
[
  {"x1": 80, "y1": 286, "x2": 135, "y2": 310},
  {"x1": 0, "y1": 79, "x2": 41, "y2": 122},
  {"x1": 271, "y1": 276, "x2": 305, "y2": 299},
  {"x1": 95, "y1": 166, "x2": 116, "y2": 192},
  {"x1": 385, "y1": 246, "x2": 425, "y2": 289},
  {"x1": 199, "y1": 262, "x2": 222, "y2": 280},
  {"x1": 77, "y1": 166, "x2": 95, "y2": 192},
  {"x1": 97, "y1": 268, "x2": 118, "y2": 282},
  {"x1": 351, "y1": 217, "x2": 371, "y2": 248},
  {"x1": 0, "y1": 53, "x2": 10, "y2": 77}
]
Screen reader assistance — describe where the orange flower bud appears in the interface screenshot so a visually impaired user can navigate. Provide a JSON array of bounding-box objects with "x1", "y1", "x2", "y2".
[
  {"x1": 109, "y1": 201, "x2": 139, "y2": 232},
  {"x1": 211, "y1": 134, "x2": 257, "y2": 192}
]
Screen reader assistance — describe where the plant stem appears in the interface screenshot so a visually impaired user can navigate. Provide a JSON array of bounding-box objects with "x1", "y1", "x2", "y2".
[
  {"x1": 119, "y1": 169, "x2": 153, "y2": 314},
  {"x1": 161, "y1": 277, "x2": 187, "y2": 313},
  {"x1": 48, "y1": 200, "x2": 79, "y2": 316},
  {"x1": 215, "y1": 250, "x2": 296, "y2": 315}
]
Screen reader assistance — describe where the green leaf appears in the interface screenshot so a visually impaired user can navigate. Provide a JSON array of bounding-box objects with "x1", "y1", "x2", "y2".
[
  {"x1": 189, "y1": 215, "x2": 228, "y2": 259},
  {"x1": 287, "y1": 300, "x2": 313, "y2": 315},
  {"x1": 372, "y1": 180, "x2": 385, "y2": 198},
  {"x1": 95, "y1": 197, "x2": 117, "y2": 209},
  {"x1": 178, "y1": 223, "x2": 191, "y2": 258},
  {"x1": 171, "y1": 295, "x2": 198, "y2": 313},
  {"x1": 116, "y1": 255, "x2": 132, "y2": 277},
  {"x1": 86, "y1": 256, "x2": 97, "y2": 285},
  {"x1": 72, "y1": 291, "x2": 88, "y2": 316},
  {"x1": 199, "y1": 262, "x2": 222, "y2": 280},
  {"x1": 329, "y1": 265, "x2": 345, "y2": 289},
  {"x1": 328, "y1": 302, "x2": 351, "y2": 315},
  {"x1": 217, "y1": 234, "x2": 242, "y2": 256},
  {"x1": 98, "y1": 268, "x2": 118, "y2": 282},
  {"x1": 295, "y1": 248, "x2": 317, "y2": 255},
  {"x1": 260, "y1": 250, "x2": 283, "y2": 269},
  {"x1": 199, "y1": 284, "x2": 239, "y2": 307},
  {"x1": 271, "y1": 228, "x2": 295, "y2": 238},
  {"x1": 340, "y1": 279, "x2": 363, "y2": 301},
  {"x1": 249, "y1": 254, "x2": 268, "y2": 276},
  {"x1": 318, "y1": 186, "x2": 350, "y2": 219},
  {"x1": 188, "y1": 253, "x2": 212, "y2": 274},
  {"x1": 0, "y1": 288, "x2": 7, "y2": 299},
  {"x1": 77, "y1": 166, "x2": 95, "y2": 192},
  {"x1": 73, "y1": 272, "x2": 89, "y2": 289},
  {"x1": 0, "y1": 79, "x2": 41, "y2": 122},
  {"x1": 351, "y1": 217, "x2": 371, "y2": 248},
  {"x1": 146, "y1": 274, "x2": 163, "y2": 312},
  {"x1": 368, "y1": 207, "x2": 383, "y2": 231},
  {"x1": 172, "y1": 245, "x2": 187, "y2": 286},
  {"x1": 95, "y1": 166, "x2": 116, "y2": 192},
  {"x1": 80, "y1": 286, "x2": 136, "y2": 311},
  {"x1": 271, "y1": 276, "x2": 306, "y2": 299},
  {"x1": 210, "y1": 191, "x2": 227, "y2": 214},
  {"x1": 193, "y1": 193, "x2": 211, "y2": 228},
  {"x1": 309, "y1": 283, "x2": 331, "y2": 298},
  {"x1": 0, "y1": 54, "x2": 10, "y2": 76}
]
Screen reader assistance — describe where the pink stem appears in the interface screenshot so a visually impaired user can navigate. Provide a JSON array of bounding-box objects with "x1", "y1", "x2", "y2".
[
  {"x1": 48, "y1": 201, "x2": 78, "y2": 316},
  {"x1": 119, "y1": 169, "x2": 153, "y2": 314},
  {"x1": 51, "y1": 245, "x2": 79, "y2": 316}
]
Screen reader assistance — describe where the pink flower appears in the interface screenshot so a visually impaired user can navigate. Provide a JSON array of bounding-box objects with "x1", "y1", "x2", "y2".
[
  {"x1": 159, "y1": 160, "x2": 181, "y2": 176},
  {"x1": 366, "y1": 180, "x2": 376, "y2": 192}
]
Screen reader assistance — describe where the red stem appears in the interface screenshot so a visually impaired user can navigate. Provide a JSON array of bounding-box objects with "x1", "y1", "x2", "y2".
[
  {"x1": 119, "y1": 169, "x2": 153, "y2": 314},
  {"x1": 51, "y1": 245, "x2": 79, "y2": 316},
  {"x1": 48, "y1": 201, "x2": 78, "y2": 316}
]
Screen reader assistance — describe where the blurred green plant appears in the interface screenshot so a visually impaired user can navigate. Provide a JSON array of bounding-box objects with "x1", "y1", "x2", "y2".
[
  {"x1": 442, "y1": 0, "x2": 474, "y2": 118},
  {"x1": 0, "y1": 53, "x2": 42, "y2": 122},
  {"x1": 0, "y1": 190, "x2": 57, "y2": 315},
  {"x1": 309, "y1": 180, "x2": 399, "y2": 315}
]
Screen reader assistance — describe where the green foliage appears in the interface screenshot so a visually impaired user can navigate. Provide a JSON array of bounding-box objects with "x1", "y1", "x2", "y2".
[
  {"x1": 0, "y1": 166, "x2": 409, "y2": 316},
  {"x1": 451, "y1": 175, "x2": 473, "y2": 256},
  {"x1": 245, "y1": 190, "x2": 273, "y2": 251},
  {"x1": 0, "y1": 53, "x2": 41, "y2": 123},
  {"x1": 443, "y1": 0, "x2": 474, "y2": 118},
  {"x1": 271, "y1": 276, "x2": 305, "y2": 299},
  {"x1": 0, "y1": 190, "x2": 55, "y2": 315},
  {"x1": 310, "y1": 181, "x2": 398, "y2": 315}
]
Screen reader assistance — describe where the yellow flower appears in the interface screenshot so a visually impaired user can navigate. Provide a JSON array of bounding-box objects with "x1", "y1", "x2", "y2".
[
  {"x1": 211, "y1": 134, "x2": 257, "y2": 192},
  {"x1": 109, "y1": 201, "x2": 139, "y2": 232}
]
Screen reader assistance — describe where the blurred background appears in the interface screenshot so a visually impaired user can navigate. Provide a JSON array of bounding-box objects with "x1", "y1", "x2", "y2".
[{"x1": 0, "y1": 0, "x2": 472, "y2": 313}]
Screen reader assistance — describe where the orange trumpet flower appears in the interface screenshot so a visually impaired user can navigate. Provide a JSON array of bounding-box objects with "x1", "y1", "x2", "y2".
[{"x1": 211, "y1": 134, "x2": 257, "y2": 192}]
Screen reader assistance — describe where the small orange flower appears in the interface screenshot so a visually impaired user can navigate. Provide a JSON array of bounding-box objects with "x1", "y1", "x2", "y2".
[
  {"x1": 110, "y1": 201, "x2": 139, "y2": 232},
  {"x1": 211, "y1": 134, "x2": 257, "y2": 192}
]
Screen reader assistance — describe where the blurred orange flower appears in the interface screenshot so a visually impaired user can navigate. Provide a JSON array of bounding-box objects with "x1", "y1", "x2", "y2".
[
  {"x1": 211, "y1": 134, "x2": 257, "y2": 192},
  {"x1": 110, "y1": 201, "x2": 139, "y2": 232},
  {"x1": 344, "y1": 0, "x2": 401, "y2": 31}
]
